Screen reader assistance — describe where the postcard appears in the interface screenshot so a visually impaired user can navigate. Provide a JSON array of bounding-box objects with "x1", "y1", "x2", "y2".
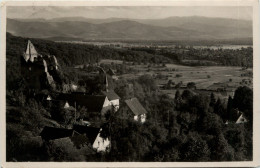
[{"x1": 0, "y1": 0, "x2": 259, "y2": 167}]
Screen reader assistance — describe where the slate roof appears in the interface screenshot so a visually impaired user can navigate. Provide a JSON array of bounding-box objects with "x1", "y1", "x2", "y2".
[
  {"x1": 101, "y1": 91, "x2": 120, "y2": 101},
  {"x1": 73, "y1": 125, "x2": 100, "y2": 144},
  {"x1": 40, "y1": 126, "x2": 76, "y2": 141},
  {"x1": 125, "y1": 98, "x2": 147, "y2": 115},
  {"x1": 57, "y1": 93, "x2": 107, "y2": 112}
]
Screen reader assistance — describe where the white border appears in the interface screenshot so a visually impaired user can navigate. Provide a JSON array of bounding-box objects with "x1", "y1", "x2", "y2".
[{"x1": 1, "y1": 0, "x2": 259, "y2": 167}]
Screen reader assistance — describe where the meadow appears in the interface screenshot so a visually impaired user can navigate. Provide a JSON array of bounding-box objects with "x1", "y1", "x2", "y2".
[
  {"x1": 105, "y1": 60, "x2": 253, "y2": 99},
  {"x1": 99, "y1": 59, "x2": 252, "y2": 88}
]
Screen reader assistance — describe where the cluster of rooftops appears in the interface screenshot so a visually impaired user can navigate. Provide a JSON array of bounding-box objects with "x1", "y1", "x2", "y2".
[
  {"x1": 38, "y1": 76, "x2": 148, "y2": 152},
  {"x1": 53, "y1": 91, "x2": 148, "y2": 123},
  {"x1": 40, "y1": 124, "x2": 110, "y2": 152},
  {"x1": 39, "y1": 91, "x2": 148, "y2": 152},
  {"x1": 22, "y1": 40, "x2": 148, "y2": 152}
]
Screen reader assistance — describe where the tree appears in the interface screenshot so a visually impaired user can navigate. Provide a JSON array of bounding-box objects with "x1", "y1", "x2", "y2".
[
  {"x1": 180, "y1": 134, "x2": 210, "y2": 161},
  {"x1": 137, "y1": 74, "x2": 157, "y2": 93},
  {"x1": 209, "y1": 93, "x2": 216, "y2": 108},
  {"x1": 77, "y1": 106, "x2": 88, "y2": 120},
  {"x1": 226, "y1": 96, "x2": 233, "y2": 120},
  {"x1": 187, "y1": 82, "x2": 196, "y2": 90},
  {"x1": 214, "y1": 98, "x2": 225, "y2": 119},
  {"x1": 133, "y1": 82, "x2": 145, "y2": 101},
  {"x1": 201, "y1": 113, "x2": 223, "y2": 135},
  {"x1": 189, "y1": 94, "x2": 210, "y2": 115},
  {"x1": 168, "y1": 79, "x2": 173, "y2": 85},
  {"x1": 114, "y1": 80, "x2": 133, "y2": 99},
  {"x1": 232, "y1": 86, "x2": 253, "y2": 124},
  {"x1": 210, "y1": 133, "x2": 235, "y2": 161},
  {"x1": 176, "y1": 74, "x2": 182, "y2": 78},
  {"x1": 174, "y1": 90, "x2": 182, "y2": 110},
  {"x1": 181, "y1": 90, "x2": 194, "y2": 101}
]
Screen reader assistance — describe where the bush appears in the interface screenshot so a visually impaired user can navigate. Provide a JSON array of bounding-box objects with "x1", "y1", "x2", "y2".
[{"x1": 176, "y1": 74, "x2": 182, "y2": 78}]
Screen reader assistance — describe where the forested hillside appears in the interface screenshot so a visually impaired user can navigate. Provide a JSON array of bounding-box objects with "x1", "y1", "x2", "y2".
[
  {"x1": 6, "y1": 33, "x2": 171, "y2": 66},
  {"x1": 6, "y1": 32, "x2": 170, "y2": 89}
]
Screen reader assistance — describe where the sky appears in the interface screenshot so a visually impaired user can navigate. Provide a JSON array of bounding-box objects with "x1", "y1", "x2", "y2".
[{"x1": 7, "y1": 6, "x2": 252, "y2": 20}]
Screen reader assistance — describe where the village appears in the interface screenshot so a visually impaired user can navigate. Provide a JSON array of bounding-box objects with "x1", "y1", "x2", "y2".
[
  {"x1": 18, "y1": 40, "x2": 151, "y2": 153},
  {"x1": 12, "y1": 39, "x2": 251, "y2": 156}
]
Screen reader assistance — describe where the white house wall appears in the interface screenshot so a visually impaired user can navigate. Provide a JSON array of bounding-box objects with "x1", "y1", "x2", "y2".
[
  {"x1": 110, "y1": 99, "x2": 119, "y2": 111},
  {"x1": 92, "y1": 133, "x2": 110, "y2": 152},
  {"x1": 103, "y1": 97, "x2": 111, "y2": 107},
  {"x1": 133, "y1": 114, "x2": 146, "y2": 123},
  {"x1": 134, "y1": 115, "x2": 138, "y2": 121},
  {"x1": 64, "y1": 101, "x2": 70, "y2": 108},
  {"x1": 141, "y1": 114, "x2": 146, "y2": 123},
  {"x1": 236, "y1": 115, "x2": 248, "y2": 124},
  {"x1": 46, "y1": 95, "x2": 52, "y2": 101},
  {"x1": 71, "y1": 84, "x2": 78, "y2": 91}
]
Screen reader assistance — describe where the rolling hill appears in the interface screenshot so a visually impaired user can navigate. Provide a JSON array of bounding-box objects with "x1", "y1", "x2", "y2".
[{"x1": 7, "y1": 16, "x2": 252, "y2": 41}]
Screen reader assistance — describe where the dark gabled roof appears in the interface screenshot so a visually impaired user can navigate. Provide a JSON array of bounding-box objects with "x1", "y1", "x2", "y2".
[
  {"x1": 40, "y1": 126, "x2": 75, "y2": 141},
  {"x1": 101, "y1": 91, "x2": 120, "y2": 101},
  {"x1": 73, "y1": 125, "x2": 100, "y2": 144},
  {"x1": 57, "y1": 93, "x2": 107, "y2": 112},
  {"x1": 107, "y1": 68, "x2": 116, "y2": 76},
  {"x1": 125, "y1": 98, "x2": 147, "y2": 115},
  {"x1": 35, "y1": 93, "x2": 49, "y2": 101}
]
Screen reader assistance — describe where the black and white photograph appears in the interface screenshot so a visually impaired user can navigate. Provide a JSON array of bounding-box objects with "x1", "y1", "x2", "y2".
[{"x1": 1, "y1": 0, "x2": 259, "y2": 166}]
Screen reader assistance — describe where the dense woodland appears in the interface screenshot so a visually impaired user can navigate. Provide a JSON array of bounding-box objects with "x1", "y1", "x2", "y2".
[
  {"x1": 6, "y1": 33, "x2": 253, "y2": 161},
  {"x1": 131, "y1": 46, "x2": 253, "y2": 67}
]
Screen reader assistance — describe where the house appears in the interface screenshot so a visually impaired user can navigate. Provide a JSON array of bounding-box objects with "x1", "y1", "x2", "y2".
[
  {"x1": 71, "y1": 84, "x2": 78, "y2": 91},
  {"x1": 40, "y1": 126, "x2": 79, "y2": 141},
  {"x1": 236, "y1": 114, "x2": 248, "y2": 124},
  {"x1": 35, "y1": 93, "x2": 52, "y2": 101},
  {"x1": 124, "y1": 98, "x2": 147, "y2": 123},
  {"x1": 223, "y1": 108, "x2": 248, "y2": 125},
  {"x1": 101, "y1": 90, "x2": 120, "y2": 111},
  {"x1": 40, "y1": 126, "x2": 110, "y2": 152},
  {"x1": 57, "y1": 93, "x2": 112, "y2": 121},
  {"x1": 46, "y1": 95, "x2": 52, "y2": 101},
  {"x1": 64, "y1": 100, "x2": 71, "y2": 108},
  {"x1": 73, "y1": 125, "x2": 110, "y2": 152}
]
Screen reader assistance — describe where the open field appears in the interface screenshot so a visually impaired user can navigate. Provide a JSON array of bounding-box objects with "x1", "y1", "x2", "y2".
[
  {"x1": 76, "y1": 59, "x2": 252, "y2": 99},
  {"x1": 117, "y1": 62, "x2": 253, "y2": 99},
  {"x1": 164, "y1": 64, "x2": 252, "y2": 88}
]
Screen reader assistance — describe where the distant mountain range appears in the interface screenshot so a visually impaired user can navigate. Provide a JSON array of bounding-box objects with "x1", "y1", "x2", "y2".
[{"x1": 7, "y1": 16, "x2": 252, "y2": 41}]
